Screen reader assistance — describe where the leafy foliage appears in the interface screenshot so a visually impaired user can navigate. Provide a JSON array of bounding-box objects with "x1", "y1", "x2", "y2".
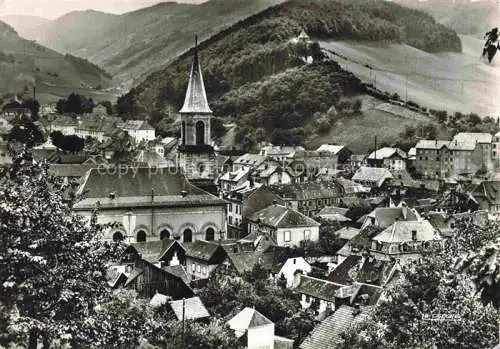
[
  {"x1": 50, "y1": 131, "x2": 85, "y2": 153},
  {"x1": 56, "y1": 93, "x2": 94, "y2": 115},
  {"x1": 338, "y1": 221, "x2": 500, "y2": 349}
]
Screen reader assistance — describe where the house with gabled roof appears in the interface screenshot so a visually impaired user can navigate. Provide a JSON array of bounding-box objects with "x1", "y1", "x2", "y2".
[
  {"x1": 367, "y1": 147, "x2": 407, "y2": 170},
  {"x1": 227, "y1": 307, "x2": 293, "y2": 349},
  {"x1": 123, "y1": 257, "x2": 193, "y2": 299},
  {"x1": 248, "y1": 204, "x2": 320, "y2": 247},
  {"x1": 121, "y1": 120, "x2": 155, "y2": 143},
  {"x1": 471, "y1": 180, "x2": 500, "y2": 219},
  {"x1": 184, "y1": 240, "x2": 228, "y2": 280},
  {"x1": 352, "y1": 166, "x2": 393, "y2": 189}
]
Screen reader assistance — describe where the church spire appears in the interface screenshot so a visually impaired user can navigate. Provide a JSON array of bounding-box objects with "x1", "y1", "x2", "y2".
[{"x1": 180, "y1": 35, "x2": 212, "y2": 114}]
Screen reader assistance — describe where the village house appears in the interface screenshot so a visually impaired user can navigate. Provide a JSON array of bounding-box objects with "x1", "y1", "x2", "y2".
[
  {"x1": 247, "y1": 204, "x2": 320, "y2": 247},
  {"x1": 316, "y1": 144, "x2": 353, "y2": 164},
  {"x1": 233, "y1": 153, "x2": 268, "y2": 171},
  {"x1": 252, "y1": 163, "x2": 295, "y2": 186},
  {"x1": 366, "y1": 147, "x2": 407, "y2": 170},
  {"x1": 121, "y1": 257, "x2": 193, "y2": 299},
  {"x1": 184, "y1": 240, "x2": 228, "y2": 280},
  {"x1": 275, "y1": 256, "x2": 312, "y2": 288},
  {"x1": 259, "y1": 144, "x2": 302, "y2": 161},
  {"x1": 121, "y1": 120, "x2": 156, "y2": 143},
  {"x1": 218, "y1": 167, "x2": 250, "y2": 193},
  {"x1": 349, "y1": 154, "x2": 366, "y2": 170},
  {"x1": 352, "y1": 166, "x2": 393, "y2": 189},
  {"x1": 227, "y1": 307, "x2": 293, "y2": 349},
  {"x1": 295, "y1": 275, "x2": 353, "y2": 314},
  {"x1": 267, "y1": 181, "x2": 345, "y2": 218},
  {"x1": 73, "y1": 167, "x2": 227, "y2": 243},
  {"x1": 360, "y1": 205, "x2": 420, "y2": 230}
]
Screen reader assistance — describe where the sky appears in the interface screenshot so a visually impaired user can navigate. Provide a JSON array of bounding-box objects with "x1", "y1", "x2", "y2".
[{"x1": 0, "y1": 0, "x2": 206, "y2": 19}]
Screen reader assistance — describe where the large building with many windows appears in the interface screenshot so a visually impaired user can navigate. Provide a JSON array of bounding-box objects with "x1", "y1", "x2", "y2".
[{"x1": 73, "y1": 167, "x2": 227, "y2": 243}]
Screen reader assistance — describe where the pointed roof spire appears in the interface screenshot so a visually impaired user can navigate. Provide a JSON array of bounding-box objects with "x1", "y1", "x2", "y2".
[{"x1": 180, "y1": 35, "x2": 212, "y2": 114}]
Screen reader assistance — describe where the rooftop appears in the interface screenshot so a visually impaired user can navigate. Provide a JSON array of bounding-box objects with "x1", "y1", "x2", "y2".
[
  {"x1": 180, "y1": 38, "x2": 212, "y2": 114},
  {"x1": 352, "y1": 166, "x2": 393, "y2": 183},
  {"x1": 249, "y1": 204, "x2": 320, "y2": 229},
  {"x1": 299, "y1": 305, "x2": 372, "y2": 349},
  {"x1": 367, "y1": 147, "x2": 407, "y2": 160},
  {"x1": 227, "y1": 307, "x2": 273, "y2": 338},
  {"x1": 295, "y1": 275, "x2": 345, "y2": 302},
  {"x1": 269, "y1": 181, "x2": 344, "y2": 201},
  {"x1": 373, "y1": 219, "x2": 440, "y2": 243},
  {"x1": 169, "y1": 296, "x2": 210, "y2": 321}
]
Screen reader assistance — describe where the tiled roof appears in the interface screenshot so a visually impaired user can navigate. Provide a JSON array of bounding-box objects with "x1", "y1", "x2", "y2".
[
  {"x1": 48, "y1": 164, "x2": 97, "y2": 178},
  {"x1": 163, "y1": 265, "x2": 189, "y2": 284},
  {"x1": 472, "y1": 180, "x2": 500, "y2": 205},
  {"x1": 169, "y1": 296, "x2": 210, "y2": 321},
  {"x1": 219, "y1": 167, "x2": 250, "y2": 182},
  {"x1": 150, "y1": 293, "x2": 171, "y2": 308},
  {"x1": 295, "y1": 275, "x2": 344, "y2": 302},
  {"x1": 74, "y1": 167, "x2": 226, "y2": 209},
  {"x1": 367, "y1": 147, "x2": 407, "y2": 160},
  {"x1": 373, "y1": 220, "x2": 440, "y2": 243},
  {"x1": 352, "y1": 166, "x2": 393, "y2": 183},
  {"x1": 249, "y1": 204, "x2": 320, "y2": 228},
  {"x1": 124, "y1": 241, "x2": 163, "y2": 262},
  {"x1": 339, "y1": 196, "x2": 371, "y2": 210},
  {"x1": 453, "y1": 132, "x2": 492, "y2": 145},
  {"x1": 327, "y1": 255, "x2": 362, "y2": 284},
  {"x1": 122, "y1": 120, "x2": 155, "y2": 131},
  {"x1": 227, "y1": 307, "x2": 273, "y2": 338},
  {"x1": 180, "y1": 41, "x2": 212, "y2": 114},
  {"x1": 335, "y1": 177, "x2": 368, "y2": 195},
  {"x1": 357, "y1": 258, "x2": 397, "y2": 286},
  {"x1": 299, "y1": 305, "x2": 372, "y2": 349},
  {"x1": 234, "y1": 153, "x2": 267, "y2": 167},
  {"x1": 184, "y1": 240, "x2": 222, "y2": 261},
  {"x1": 269, "y1": 181, "x2": 344, "y2": 201},
  {"x1": 316, "y1": 144, "x2": 346, "y2": 154},
  {"x1": 366, "y1": 207, "x2": 419, "y2": 228},
  {"x1": 334, "y1": 227, "x2": 361, "y2": 241},
  {"x1": 318, "y1": 206, "x2": 349, "y2": 216}
]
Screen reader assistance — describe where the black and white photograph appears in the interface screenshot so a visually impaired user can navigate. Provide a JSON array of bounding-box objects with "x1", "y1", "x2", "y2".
[{"x1": 0, "y1": 0, "x2": 499, "y2": 348}]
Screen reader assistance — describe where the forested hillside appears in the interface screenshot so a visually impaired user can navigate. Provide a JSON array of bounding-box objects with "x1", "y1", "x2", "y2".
[
  {"x1": 120, "y1": 0, "x2": 461, "y2": 150},
  {"x1": 0, "y1": 21, "x2": 112, "y2": 101}
]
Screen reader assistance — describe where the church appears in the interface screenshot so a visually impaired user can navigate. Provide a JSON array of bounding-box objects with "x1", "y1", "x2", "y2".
[
  {"x1": 72, "y1": 39, "x2": 226, "y2": 243},
  {"x1": 177, "y1": 36, "x2": 218, "y2": 193}
]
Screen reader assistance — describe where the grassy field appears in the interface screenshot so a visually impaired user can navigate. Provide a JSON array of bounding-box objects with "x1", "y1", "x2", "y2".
[
  {"x1": 320, "y1": 35, "x2": 500, "y2": 117},
  {"x1": 307, "y1": 96, "x2": 448, "y2": 154}
]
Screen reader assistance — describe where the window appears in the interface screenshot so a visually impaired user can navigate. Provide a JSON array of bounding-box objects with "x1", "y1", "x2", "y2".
[
  {"x1": 192, "y1": 263, "x2": 196, "y2": 272},
  {"x1": 228, "y1": 204, "x2": 232, "y2": 212},
  {"x1": 202, "y1": 266, "x2": 207, "y2": 274},
  {"x1": 197, "y1": 264, "x2": 201, "y2": 273},
  {"x1": 160, "y1": 229, "x2": 170, "y2": 240},
  {"x1": 136, "y1": 230, "x2": 146, "y2": 242},
  {"x1": 229, "y1": 216, "x2": 233, "y2": 225},
  {"x1": 113, "y1": 231, "x2": 124, "y2": 242},
  {"x1": 284, "y1": 231, "x2": 291, "y2": 242},
  {"x1": 205, "y1": 228, "x2": 215, "y2": 241},
  {"x1": 303, "y1": 230, "x2": 311, "y2": 241},
  {"x1": 183, "y1": 229, "x2": 193, "y2": 243},
  {"x1": 195, "y1": 120, "x2": 205, "y2": 145}
]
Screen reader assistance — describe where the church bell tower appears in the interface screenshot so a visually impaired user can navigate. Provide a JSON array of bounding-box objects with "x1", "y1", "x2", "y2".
[{"x1": 178, "y1": 36, "x2": 216, "y2": 184}]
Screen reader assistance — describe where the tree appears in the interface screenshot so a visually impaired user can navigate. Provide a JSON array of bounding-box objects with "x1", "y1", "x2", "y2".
[
  {"x1": 0, "y1": 152, "x2": 144, "y2": 348},
  {"x1": 50, "y1": 131, "x2": 85, "y2": 153},
  {"x1": 7, "y1": 120, "x2": 44, "y2": 147},
  {"x1": 338, "y1": 221, "x2": 500, "y2": 349},
  {"x1": 56, "y1": 93, "x2": 94, "y2": 115}
]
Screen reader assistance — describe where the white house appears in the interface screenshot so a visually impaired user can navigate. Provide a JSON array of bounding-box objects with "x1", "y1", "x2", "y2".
[
  {"x1": 247, "y1": 204, "x2": 320, "y2": 247},
  {"x1": 121, "y1": 120, "x2": 156, "y2": 143},
  {"x1": 352, "y1": 166, "x2": 393, "y2": 188},
  {"x1": 227, "y1": 307, "x2": 293, "y2": 349},
  {"x1": 275, "y1": 257, "x2": 312, "y2": 288},
  {"x1": 366, "y1": 147, "x2": 407, "y2": 170}
]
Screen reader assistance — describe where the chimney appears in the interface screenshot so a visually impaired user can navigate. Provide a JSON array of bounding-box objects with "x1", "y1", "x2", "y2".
[
  {"x1": 109, "y1": 192, "x2": 116, "y2": 200},
  {"x1": 402, "y1": 205, "x2": 408, "y2": 220},
  {"x1": 180, "y1": 190, "x2": 188, "y2": 197},
  {"x1": 352, "y1": 303, "x2": 361, "y2": 315},
  {"x1": 293, "y1": 258, "x2": 296, "y2": 264}
]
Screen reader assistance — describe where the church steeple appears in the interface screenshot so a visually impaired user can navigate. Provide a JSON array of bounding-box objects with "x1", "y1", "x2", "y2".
[{"x1": 180, "y1": 35, "x2": 212, "y2": 114}]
